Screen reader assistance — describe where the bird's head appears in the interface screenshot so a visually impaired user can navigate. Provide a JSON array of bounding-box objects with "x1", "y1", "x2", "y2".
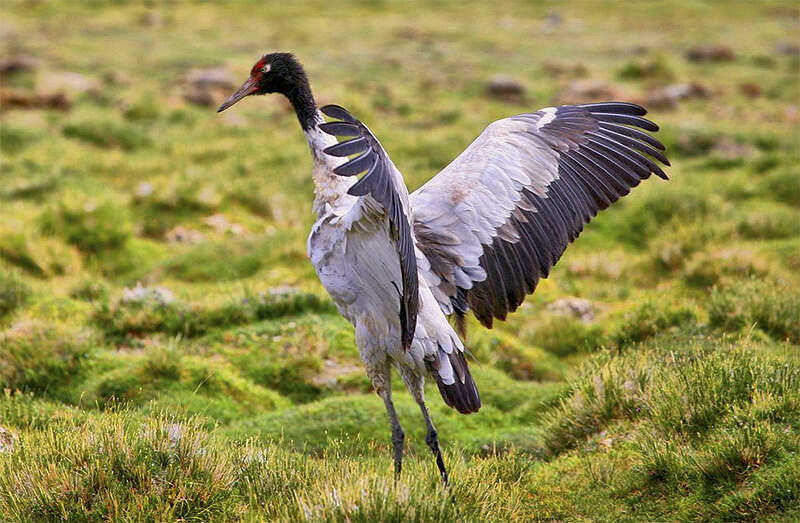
[{"x1": 217, "y1": 52, "x2": 308, "y2": 112}]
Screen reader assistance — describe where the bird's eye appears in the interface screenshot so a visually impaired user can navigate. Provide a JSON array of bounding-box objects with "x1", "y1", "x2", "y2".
[{"x1": 261, "y1": 63, "x2": 271, "y2": 74}]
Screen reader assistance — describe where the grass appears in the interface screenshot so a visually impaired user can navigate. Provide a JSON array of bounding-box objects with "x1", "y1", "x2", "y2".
[{"x1": 1, "y1": 0, "x2": 799, "y2": 520}]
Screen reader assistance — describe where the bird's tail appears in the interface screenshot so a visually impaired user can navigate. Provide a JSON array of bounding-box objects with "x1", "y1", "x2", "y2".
[{"x1": 431, "y1": 347, "x2": 481, "y2": 414}]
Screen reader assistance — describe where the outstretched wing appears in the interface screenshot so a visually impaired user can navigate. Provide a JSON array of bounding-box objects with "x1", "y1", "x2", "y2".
[
  {"x1": 319, "y1": 104, "x2": 418, "y2": 350},
  {"x1": 411, "y1": 102, "x2": 669, "y2": 327}
]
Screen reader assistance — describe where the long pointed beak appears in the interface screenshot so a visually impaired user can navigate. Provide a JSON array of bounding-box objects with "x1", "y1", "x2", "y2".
[{"x1": 217, "y1": 76, "x2": 258, "y2": 112}]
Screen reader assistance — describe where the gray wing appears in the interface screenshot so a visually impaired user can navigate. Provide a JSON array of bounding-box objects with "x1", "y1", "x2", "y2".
[
  {"x1": 319, "y1": 105, "x2": 418, "y2": 350},
  {"x1": 411, "y1": 102, "x2": 669, "y2": 327}
]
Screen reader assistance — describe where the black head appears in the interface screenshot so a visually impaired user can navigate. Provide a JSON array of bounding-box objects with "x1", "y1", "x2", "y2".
[{"x1": 217, "y1": 52, "x2": 312, "y2": 113}]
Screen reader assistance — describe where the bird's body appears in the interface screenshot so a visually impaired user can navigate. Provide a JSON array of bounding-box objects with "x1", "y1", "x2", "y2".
[{"x1": 219, "y1": 53, "x2": 669, "y2": 482}]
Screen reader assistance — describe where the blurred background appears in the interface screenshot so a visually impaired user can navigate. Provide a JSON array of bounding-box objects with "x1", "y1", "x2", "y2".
[{"x1": 1, "y1": 1, "x2": 798, "y2": 520}]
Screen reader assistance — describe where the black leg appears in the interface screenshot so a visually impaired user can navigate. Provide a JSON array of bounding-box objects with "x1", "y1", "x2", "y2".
[
  {"x1": 380, "y1": 392, "x2": 405, "y2": 480},
  {"x1": 391, "y1": 421, "x2": 405, "y2": 479},
  {"x1": 425, "y1": 425, "x2": 449, "y2": 485}
]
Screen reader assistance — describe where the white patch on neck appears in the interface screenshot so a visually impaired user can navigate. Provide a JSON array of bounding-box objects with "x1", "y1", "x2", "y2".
[{"x1": 305, "y1": 110, "x2": 358, "y2": 216}]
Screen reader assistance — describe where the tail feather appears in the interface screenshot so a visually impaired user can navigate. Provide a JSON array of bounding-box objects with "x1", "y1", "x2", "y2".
[{"x1": 434, "y1": 350, "x2": 481, "y2": 414}]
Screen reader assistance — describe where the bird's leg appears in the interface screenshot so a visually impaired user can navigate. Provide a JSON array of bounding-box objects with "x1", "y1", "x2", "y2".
[
  {"x1": 369, "y1": 361, "x2": 405, "y2": 479},
  {"x1": 381, "y1": 390, "x2": 405, "y2": 479},
  {"x1": 398, "y1": 366, "x2": 450, "y2": 484},
  {"x1": 419, "y1": 401, "x2": 449, "y2": 485}
]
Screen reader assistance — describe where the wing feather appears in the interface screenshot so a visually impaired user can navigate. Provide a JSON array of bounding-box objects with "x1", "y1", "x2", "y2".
[{"x1": 412, "y1": 102, "x2": 669, "y2": 327}]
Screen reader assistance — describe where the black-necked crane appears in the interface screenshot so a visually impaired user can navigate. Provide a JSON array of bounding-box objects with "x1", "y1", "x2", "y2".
[{"x1": 218, "y1": 52, "x2": 669, "y2": 483}]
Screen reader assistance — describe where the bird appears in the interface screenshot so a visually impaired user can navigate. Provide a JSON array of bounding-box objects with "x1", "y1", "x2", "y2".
[{"x1": 218, "y1": 52, "x2": 669, "y2": 483}]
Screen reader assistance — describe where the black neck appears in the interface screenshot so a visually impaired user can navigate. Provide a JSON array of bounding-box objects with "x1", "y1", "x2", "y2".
[{"x1": 285, "y1": 81, "x2": 317, "y2": 131}]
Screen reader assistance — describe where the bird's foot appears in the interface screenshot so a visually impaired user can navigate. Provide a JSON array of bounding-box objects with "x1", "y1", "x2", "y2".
[
  {"x1": 392, "y1": 425, "x2": 405, "y2": 481},
  {"x1": 426, "y1": 428, "x2": 449, "y2": 485}
]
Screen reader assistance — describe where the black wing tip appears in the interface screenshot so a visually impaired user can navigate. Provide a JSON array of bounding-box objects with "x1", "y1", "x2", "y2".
[
  {"x1": 318, "y1": 121, "x2": 360, "y2": 137},
  {"x1": 320, "y1": 104, "x2": 357, "y2": 122},
  {"x1": 578, "y1": 101, "x2": 647, "y2": 116}
]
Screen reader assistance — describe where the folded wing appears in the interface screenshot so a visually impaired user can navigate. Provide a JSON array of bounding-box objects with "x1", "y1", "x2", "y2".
[{"x1": 320, "y1": 104, "x2": 419, "y2": 350}]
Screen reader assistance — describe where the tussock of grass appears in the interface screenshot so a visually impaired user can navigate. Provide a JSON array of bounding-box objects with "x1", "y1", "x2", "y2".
[
  {"x1": 0, "y1": 407, "x2": 533, "y2": 521},
  {"x1": 0, "y1": 321, "x2": 94, "y2": 401},
  {"x1": 39, "y1": 195, "x2": 132, "y2": 255},
  {"x1": 708, "y1": 278, "x2": 800, "y2": 343},
  {"x1": 94, "y1": 288, "x2": 335, "y2": 340},
  {"x1": 62, "y1": 119, "x2": 151, "y2": 150},
  {"x1": 528, "y1": 316, "x2": 606, "y2": 357},
  {"x1": 611, "y1": 300, "x2": 697, "y2": 347},
  {"x1": 0, "y1": 270, "x2": 29, "y2": 320},
  {"x1": 82, "y1": 344, "x2": 289, "y2": 422}
]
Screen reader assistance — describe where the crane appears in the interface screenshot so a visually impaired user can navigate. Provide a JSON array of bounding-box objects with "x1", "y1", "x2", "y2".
[{"x1": 218, "y1": 52, "x2": 669, "y2": 483}]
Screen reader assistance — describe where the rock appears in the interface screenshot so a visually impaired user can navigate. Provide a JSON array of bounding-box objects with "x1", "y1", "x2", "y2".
[
  {"x1": 556, "y1": 80, "x2": 628, "y2": 105},
  {"x1": 103, "y1": 70, "x2": 131, "y2": 86},
  {"x1": 140, "y1": 11, "x2": 164, "y2": 28},
  {"x1": 486, "y1": 75, "x2": 526, "y2": 102},
  {"x1": 134, "y1": 182, "x2": 154, "y2": 198},
  {"x1": 547, "y1": 297, "x2": 594, "y2": 322},
  {"x1": 738, "y1": 82, "x2": 762, "y2": 98},
  {"x1": 685, "y1": 44, "x2": 735, "y2": 62},
  {"x1": 0, "y1": 426, "x2": 15, "y2": 453},
  {"x1": 183, "y1": 86, "x2": 217, "y2": 107},
  {"x1": 783, "y1": 105, "x2": 800, "y2": 125},
  {"x1": 183, "y1": 67, "x2": 236, "y2": 107},
  {"x1": 542, "y1": 61, "x2": 588, "y2": 78},
  {"x1": 775, "y1": 41, "x2": 800, "y2": 56},
  {"x1": 645, "y1": 82, "x2": 710, "y2": 109},
  {"x1": 39, "y1": 71, "x2": 101, "y2": 96},
  {"x1": 204, "y1": 214, "x2": 245, "y2": 235},
  {"x1": 544, "y1": 11, "x2": 563, "y2": 28},
  {"x1": 121, "y1": 284, "x2": 175, "y2": 305},
  {"x1": 0, "y1": 54, "x2": 38, "y2": 76},
  {"x1": 711, "y1": 137, "x2": 756, "y2": 159},
  {"x1": 0, "y1": 89, "x2": 71, "y2": 111},
  {"x1": 165, "y1": 226, "x2": 204, "y2": 244},
  {"x1": 185, "y1": 67, "x2": 236, "y2": 90}
]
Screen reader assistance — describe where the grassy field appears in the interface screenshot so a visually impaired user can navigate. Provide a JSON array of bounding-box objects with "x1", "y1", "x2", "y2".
[{"x1": 1, "y1": 0, "x2": 799, "y2": 520}]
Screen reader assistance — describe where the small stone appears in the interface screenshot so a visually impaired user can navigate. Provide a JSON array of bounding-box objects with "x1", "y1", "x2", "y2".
[
  {"x1": 0, "y1": 54, "x2": 38, "y2": 76},
  {"x1": 203, "y1": 214, "x2": 246, "y2": 235},
  {"x1": 0, "y1": 89, "x2": 71, "y2": 111},
  {"x1": 542, "y1": 61, "x2": 588, "y2": 78},
  {"x1": 185, "y1": 67, "x2": 236, "y2": 90},
  {"x1": 121, "y1": 284, "x2": 175, "y2": 305},
  {"x1": 486, "y1": 75, "x2": 526, "y2": 102},
  {"x1": 547, "y1": 297, "x2": 594, "y2": 322},
  {"x1": 645, "y1": 82, "x2": 710, "y2": 110},
  {"x1": 556, "y1": 80, "x2": 628, "y2": 105},
  {"x1": 685, "y1": 44, "x2": 735, "y2": 62},
  {"x1": 0, "y1": 426, "x2": 15, "y2": 453},
  {"x1": 183, "y1": 67, "x2": 236, "y2": 107},
  {"x1": 135, "y1": 182, "x2": 154, "y2": 198},
  {"x1": 738, "y1": 82, "x2": 762, "y2": 98},
  {"x1": 39, "y1": 71, "x2": 101, "y2": 96},
  {"x1": 165, "y1": 226, "x2": 204, "y2": 244},
  {"x1": 103, "y1": 70, "x2": 131, "y2": 86},
  {"x1": 183, "y1": 86, "x2": 217, "y2": 107},
  {"x1": 775, "y1": 41, "x2": 800, "y2": 56},
  {"x1": 711, "y1": 137, "x2": 756, "y2": 159},
  {"x1": 544, "y1": 12, "x2": 563, "y2": 27}
]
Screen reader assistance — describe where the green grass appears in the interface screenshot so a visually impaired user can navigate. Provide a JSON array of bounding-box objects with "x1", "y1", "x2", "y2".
[{"x1": 1, "y1": 0, "x2": 799, "y2": 520}]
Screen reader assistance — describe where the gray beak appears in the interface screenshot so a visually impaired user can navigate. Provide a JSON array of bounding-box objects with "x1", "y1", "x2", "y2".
[{"x1": 217, "y1": 76, "x2": 258, "y2": 112}]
